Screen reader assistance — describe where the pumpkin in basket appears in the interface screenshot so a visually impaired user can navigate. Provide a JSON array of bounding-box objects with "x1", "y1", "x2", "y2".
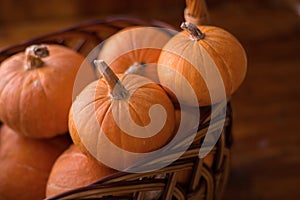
[
  {"x1": 46, "y1": 144, "x2": 117, "y2": 198},
  {"x1": 0, "y1": 44, "x2": 87, "y2": 138},
  {"x1": 157, "y1": 22, "x2": 247, "y2": 106},
  {"x1": 98, "y1": 26, "x2": 174, "y2": 83},
  {"x1": 0, "y1": 124, "x2": 71, "y2": 200},
  {"x1": 69, "y1": 60, "x2": 175, "y2": 169}
]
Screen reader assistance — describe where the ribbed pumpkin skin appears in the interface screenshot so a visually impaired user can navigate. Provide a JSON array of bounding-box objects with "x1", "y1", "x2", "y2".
[
  {"x1": 0, "y1": 125, "x2": 71, "y2": 200},
  {"x1": 69, "y1": 73, "x2": 176, "y2": 165},
  {"x1": 46, "y1": 145, "x2": 117, "y2": 198},
  {"x1": 157, "y1": 25, "x2": 247, "y2": 106},
  {"x1": 69, "y1": 66, "x2": 176, "y2": 171},
  {"x1": 98, "y1": 26, "x2": 173, "y2": 82},
  {"x1": 0, "y1": 44, "x2": 85, "y2": 138}
]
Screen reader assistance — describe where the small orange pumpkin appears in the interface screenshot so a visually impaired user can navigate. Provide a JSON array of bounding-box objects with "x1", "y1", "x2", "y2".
[
  {"x1": 98, "y1": 26, "x2": 173, "y2": 82},
  {"x1": 0, "y1": 44, "x2": 86, "y2": 138},
  {"x1": 69, "y1": 60, "x2": 175, "y2": 169},
  {"x1": 157, "y1": 22, "x2": 247, "y2": 106},
  {"x1": 0, "y1": 124, "x2": 71, "y2": 200},
  {"x1": 46, "y1": 145, "x2": 117, "y2": 198}
]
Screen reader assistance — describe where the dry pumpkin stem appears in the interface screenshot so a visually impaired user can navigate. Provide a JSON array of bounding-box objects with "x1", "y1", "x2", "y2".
[
  {"x1": 25, "y1": 44, "x2": 49, "y2": 70},
  {"x1": 180, "y1": 22, "x2": 205, "y2": 40},
  {"x1": 186, "y1": 0, "x2": 203, "y2": 18},
  {"x1": 125, "y1": 62, "x2": 147, "y2": 76},
  {"x1": 94, "y1": 60, "x2": 129, "y2": 100},
  {"x1": 185, "y1": 0, "x2": 210, "y2": 25}
]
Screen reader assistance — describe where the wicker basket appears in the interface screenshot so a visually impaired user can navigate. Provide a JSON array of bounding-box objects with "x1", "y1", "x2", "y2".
[{"x1": 0, "y1": 1, "x2": 233, "y2": 199}]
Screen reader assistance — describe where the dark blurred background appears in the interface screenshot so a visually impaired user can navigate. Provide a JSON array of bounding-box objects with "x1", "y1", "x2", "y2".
[{"x1": 1, "y1": 0, "x2": 300, "y2": 199}]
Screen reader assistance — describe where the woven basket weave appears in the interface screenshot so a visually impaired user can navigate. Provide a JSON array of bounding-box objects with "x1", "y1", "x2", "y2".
[{"x1": 0, "y1": 1, "x2": 233, "y2": 199}]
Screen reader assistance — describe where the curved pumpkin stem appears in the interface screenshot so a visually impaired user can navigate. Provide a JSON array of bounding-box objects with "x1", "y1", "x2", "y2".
[
  {"x1": 125, "y1": 62, "x2": 146, "y2": 76},
  {"x1": 94, "y1": 60, "x2": 129, "y2": 100},
  {"x1": 25, "y1": 44, "x2": 49, "y2": 70},
  {"x1": 181, "y1": 22, "x2": 205, "y2": 41},
  {"x1": 184, "y1": 0, "x2": 210, "y2": 25}
]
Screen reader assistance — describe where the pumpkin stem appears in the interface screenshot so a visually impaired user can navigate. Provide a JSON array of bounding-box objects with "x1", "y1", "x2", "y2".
[
  {"x1": 94, "y1": 60, "x2": 129, "y2": 100},
  {"x1": 180, "y1": 22, "x2": 205, "y2": 40},
  {"x1": 125, "y1": 62, "x2": 146, "y2": 76},
  {"x1": 25, "y1": 44, "x2": 49, "y2": 70},
  {"x1": 184, "y1": 0, "x2": 210, "y2": 25}
]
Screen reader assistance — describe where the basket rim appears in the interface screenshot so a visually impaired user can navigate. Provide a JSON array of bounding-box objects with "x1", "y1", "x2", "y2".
[{"x1": 0, "y1": 15, "x2": 175, "y2": 54}]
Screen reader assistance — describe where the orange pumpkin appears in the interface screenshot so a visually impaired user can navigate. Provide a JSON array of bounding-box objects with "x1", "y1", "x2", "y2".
[
  {"x1": 98, "y1": 26, "x2": 173, "y2": 83},
  {"x1": 0, "y1": 44, "x2": 86, "y2": 138},
  {"x1": 0, "y1": 124, "x2": 71, "y2": 200},
  {"x1": 69, "y1": 60, "x2": 175, "y2": 169},
  {"x1": 46, "y1": 145, "x2": 117, "y2": 198},
  {"x1": 157, "y1": 22, "x2": 247, "y2": 106}
]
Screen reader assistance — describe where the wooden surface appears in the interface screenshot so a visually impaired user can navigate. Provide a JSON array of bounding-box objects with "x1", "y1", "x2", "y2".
[
  {"x1": 210, "y1": 1, "x2": 300, "y2": 200},
  {"x1": 0, "y1": 0, "x2": 299, "y2": 199}
]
